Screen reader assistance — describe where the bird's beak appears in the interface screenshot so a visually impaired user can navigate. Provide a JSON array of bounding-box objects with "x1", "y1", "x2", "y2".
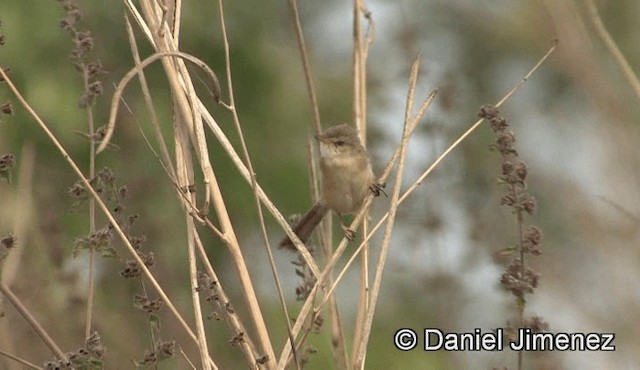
[{"x1": 315, "y1": 133, "x2": 329, "y2": 144}]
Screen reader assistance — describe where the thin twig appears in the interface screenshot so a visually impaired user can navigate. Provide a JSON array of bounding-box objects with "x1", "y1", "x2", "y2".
[
  {"x1": 151, "y1": 3, "x2": 214, "y2": 368},
  {"x1": 0, "y1": 284, "x2": 67, "y2": 362},
  {"x1": 287, "y1": 0, "x2": 322, "y2": 135},
  {"x1": 0, "y1": 347, "x2": 41, "y2": 369},
  {"x1": 585, "y1": 0, "x2": 640, "y2": 103},
  {"x1": 124, "y1": 14, "x2": 176, "y2": 178},
  {"x1": 107, "y1": 21, "x2": 322, "y2": 278}
]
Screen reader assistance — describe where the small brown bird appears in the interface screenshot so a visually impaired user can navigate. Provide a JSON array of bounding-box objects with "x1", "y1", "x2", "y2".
[{"x1": 280, "y1": 124, "x2": 378, "y2": 250}]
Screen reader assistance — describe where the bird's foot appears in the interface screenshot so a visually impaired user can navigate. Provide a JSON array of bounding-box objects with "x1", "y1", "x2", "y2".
[
  {"x1": 340, "y1": 224, "x2": 356, "y2": 241},
  {"x1": 369, "y1": 182, "x2": 387, "y2": 197}
]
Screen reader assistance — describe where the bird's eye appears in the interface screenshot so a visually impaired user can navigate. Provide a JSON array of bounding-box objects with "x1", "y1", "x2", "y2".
[{"x1": 334, "y1": 140, "x2": 344, "y2": 146}]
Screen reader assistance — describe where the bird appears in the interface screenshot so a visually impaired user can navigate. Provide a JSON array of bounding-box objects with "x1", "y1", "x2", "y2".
[{"x1": 280, "y1": 123, "x2": 382, "y2": 250}]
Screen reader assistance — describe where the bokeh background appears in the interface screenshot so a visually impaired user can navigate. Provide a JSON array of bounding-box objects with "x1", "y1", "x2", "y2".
[{"x1": 0, "y1": 1, "x2": 639, "y2": 369}]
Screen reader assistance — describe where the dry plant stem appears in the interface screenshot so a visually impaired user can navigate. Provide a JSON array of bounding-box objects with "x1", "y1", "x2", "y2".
[
  {"x1": 130, "y1": 1, "x2": 276, "y2": 363},
  {"x1": 83, "y1": 58, "x2": 98, "y2": 342},
  {"x1": 352, "y1": 0, "x2": 373, "y2": 135},
  {"x1": 287, "y1": 0, "x2": 322, "y2": 135},
  {"x1": 139, "y1": 122, "x2": 250, "y2": 368},
  {"x1": 0, "y1": 68, "x2": 205, "y2": 354},
  {"x1": 217, "y1": 0, "x2": 298, "y2": 368},
  {"x1": 326, "y1": 287, "x2": 347, "y2": 370},
  {"x1": 277, "y1": 189, "x2": 382, "y2": 367},
  {"x1": 146, "y1": 9, "x2": 217, "y2": 217},
  {"x1": 353, "y1": 114, "x2": 409, "y2": 369},
  {"x1": 285, "y1": 8, "x2": 328, "y2": 350},
  {"x1": 517, "y1": 211, "x2": 525, "y2": 370},
  {"x1": 124, "y1": 14, "x2": 176, "y2": 177},
  {"x1": 350, "y1": 0, "x2": 371, "y2": 365},
  {"x1": 0, "y1": 284, "x2": 67, "y2": 362},
  {"x1": 585, "y1": 0, "x2": 640, "y2": 102},
  {"x1": 0, "y1": 348, "x2": 40, "y2": 370},
  {"x1": 124, "y1": 0, "x2": 153, "y2": 39},
  {"x1": 187, "y1": 220, "x2": 214, "y2": 370},
  {"x1": 174, "y1": 119, "x2": 213, "y2": 370},
  {"x1": 352, "y1": 56, "x2": 419, "y2": 368},
  {"x1": 172, "y1": 0, "x2": 182, "y2": 41},
  {"x1": 190, "y1": 107, "x2": 278, "y2": 365},
  {"x1": 118, "y1": 98, "x2": 205, "y2": 230},
  {"x1": 393, "y1": 41, "x2": 557, "y2": 203}
]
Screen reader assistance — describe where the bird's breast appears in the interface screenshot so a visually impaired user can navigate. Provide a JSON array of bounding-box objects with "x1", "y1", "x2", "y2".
[{"x1": 320, "y1": 154, "x2": 373, "y2": 214}]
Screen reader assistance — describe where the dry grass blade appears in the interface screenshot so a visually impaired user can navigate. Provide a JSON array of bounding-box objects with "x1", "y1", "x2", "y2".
[
  {"x1": 357, "y1": 54, "x2": 422, "y2": 365},
  {"x1": 353, "y1": 92, "x2": 413, "y2": 369},
  {"x1": 350, "y1": 3, "x2": 374, "y2": 364}
]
